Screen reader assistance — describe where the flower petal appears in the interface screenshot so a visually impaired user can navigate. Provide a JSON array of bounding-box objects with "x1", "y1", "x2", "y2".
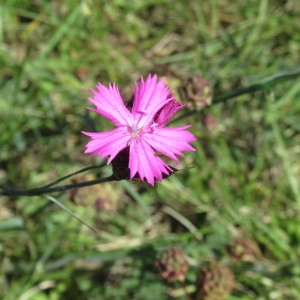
[
  {"x1": 143, "y1": 126, "x2": 196, "y2": 162},
  {"x1": 129, "y1": 140, "x2": 172, "y2": 186},
  {"x1": 132, "y1": 75, "x2": 173, "y2": 126},
  {"x1": 88, "y1": 82, "x2": 132, "y2": 127},
  {"x1": 154, "y1": 99, "x2": 185, "y2": 126},
  {"x1": 82, "y1": 127, "x2": 130, "y2": 163}
]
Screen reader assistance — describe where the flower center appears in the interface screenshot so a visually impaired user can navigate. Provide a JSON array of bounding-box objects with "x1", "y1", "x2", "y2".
[
  {"x1": 128, "y1": 122, "x2": 158, "y2": 139},
  {"x1": 129, "y1": 124, "x2": 144, "y2": 138}
]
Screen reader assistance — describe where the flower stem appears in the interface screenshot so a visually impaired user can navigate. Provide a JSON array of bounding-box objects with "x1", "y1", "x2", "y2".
[{"x1": 1, "y1": 175, "x2": 116, "y2": 197}]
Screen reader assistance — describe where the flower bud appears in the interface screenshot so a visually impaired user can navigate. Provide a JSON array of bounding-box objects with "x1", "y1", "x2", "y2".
[
  {"x1": 196, "y1": 262, "x2": 235, "y2": 300},
  {"x1": 156, "y1": 247, "x2": 189, "y2": 282},
  {"x1": 179, "y1": 74, "x2": 213, "y2": 111},
  {"x1": 227, "y1": 238, "x2": 261, "y2": 262}
]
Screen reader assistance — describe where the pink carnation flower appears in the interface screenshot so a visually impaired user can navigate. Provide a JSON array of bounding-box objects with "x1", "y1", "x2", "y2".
[{"x1": 82, "y1": 74, "x2": 196, "y2": 186}]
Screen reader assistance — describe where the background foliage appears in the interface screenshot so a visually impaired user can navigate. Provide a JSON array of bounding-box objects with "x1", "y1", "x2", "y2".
[{"x1": 1, "y1": 0, "x2": 300, "y2": 299}]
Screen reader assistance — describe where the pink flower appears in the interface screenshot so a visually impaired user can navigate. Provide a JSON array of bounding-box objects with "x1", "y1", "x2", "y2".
[{"x1": 82, "y1": 74, "x2": 196, "y2": 186}]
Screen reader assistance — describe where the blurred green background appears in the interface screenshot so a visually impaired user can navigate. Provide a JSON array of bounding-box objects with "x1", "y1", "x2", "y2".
[{"x1": 1, "y1": 0, "x2": 300, "y2": 299}]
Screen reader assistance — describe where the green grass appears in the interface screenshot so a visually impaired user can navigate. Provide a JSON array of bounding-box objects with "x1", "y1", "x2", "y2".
[{"x1": 1, "y1": 0, "x2": 300, "y2": 299}]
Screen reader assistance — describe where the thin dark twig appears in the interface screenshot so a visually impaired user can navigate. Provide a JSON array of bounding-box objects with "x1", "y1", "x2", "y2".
[
  {"x1": 42, "y1": 163, "x2": 106, "y2": 189},
  {"x1": 1, "y1": 175, "x2": 116, "y2": 196}
]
